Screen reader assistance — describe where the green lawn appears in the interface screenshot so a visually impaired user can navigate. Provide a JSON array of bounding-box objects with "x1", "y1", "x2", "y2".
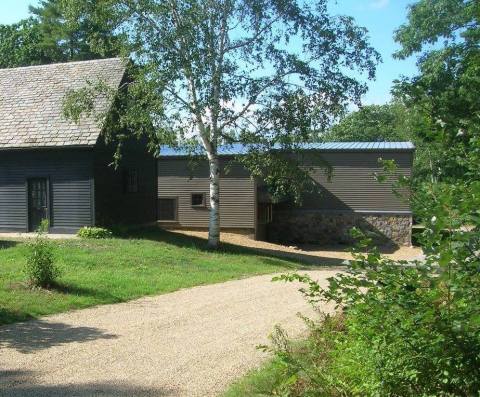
[
  {"x1": 223, "y1": 358, "x2": 284, "y2": 397},
  {"x1": 0, "y1": 228, "x2": 304, "y2": 326}
]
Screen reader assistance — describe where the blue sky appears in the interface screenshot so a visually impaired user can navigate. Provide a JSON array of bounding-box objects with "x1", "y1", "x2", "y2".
[{"x1": 0, "y1": 0, "x2": 418, "y2": 106}]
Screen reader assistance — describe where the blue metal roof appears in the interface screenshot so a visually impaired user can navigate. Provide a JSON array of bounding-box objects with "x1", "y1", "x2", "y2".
[{"x1": 159, "y1": 142, "x2": 415, "y2": 156}]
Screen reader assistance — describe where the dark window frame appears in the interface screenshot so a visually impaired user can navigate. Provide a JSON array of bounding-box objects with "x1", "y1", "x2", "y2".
[
  {"x1": 191, "y1": 192, "x2": 206, "y2": 208},
  {"x1": 124, "y1": 169, "x2": 139, "y2": 194},
  {"x1": 157, "y1": 197, "x2": 178, "y2": 221}
]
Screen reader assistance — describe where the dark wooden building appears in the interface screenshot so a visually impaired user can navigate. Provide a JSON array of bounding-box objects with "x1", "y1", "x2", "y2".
[
  {"x1": 0, "y1": 58, "x2": 156, "y2": 233},
  {"x1": 157, "y1": 143, "x2": 415, "y2": 246}
]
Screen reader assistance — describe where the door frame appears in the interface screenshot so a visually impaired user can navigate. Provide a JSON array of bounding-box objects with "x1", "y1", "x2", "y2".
[{"x1": 26, "y1": 177, "x2": 51, "y2": 233}]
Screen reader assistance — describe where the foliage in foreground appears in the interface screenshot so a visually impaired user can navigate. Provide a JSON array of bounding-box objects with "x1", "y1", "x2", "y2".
[{"x1": 24, "y1": 220, "x2": 59, "y2": 289}]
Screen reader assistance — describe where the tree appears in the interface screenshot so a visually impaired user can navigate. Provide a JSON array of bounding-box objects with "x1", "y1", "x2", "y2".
[
  {"x1": 62, "y1": 0, "x2": 380, "y2": 248},
  {"x1": 393, "y1": 0, "x2": 479, "y2": 181},
  {"x1": 326, "y1": 102, "x2": 411, "y2": 142},
  {"x1": 0, "y1": 0, "x2": 122, "y2": 68},
  {"x1": 30, "y1": 0, "x2": 123, "y2": 62},
  {"x1": 0, "y1": 18, "x2": 48, "y2": 68}
]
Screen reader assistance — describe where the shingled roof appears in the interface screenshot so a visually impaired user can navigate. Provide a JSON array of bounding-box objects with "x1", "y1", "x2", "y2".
[{"x1": 0, "y1": 58, "x2": 126, "y2": 149}]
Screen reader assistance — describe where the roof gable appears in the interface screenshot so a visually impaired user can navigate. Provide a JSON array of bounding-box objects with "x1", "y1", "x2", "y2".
[{"x1": 0, "y1": 58, "x2": 126, "y2": 150}]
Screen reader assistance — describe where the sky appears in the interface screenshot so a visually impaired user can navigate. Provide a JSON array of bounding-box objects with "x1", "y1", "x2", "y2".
[{"x1": 0, "y1": 0, "x2": 418, "y2": 106}]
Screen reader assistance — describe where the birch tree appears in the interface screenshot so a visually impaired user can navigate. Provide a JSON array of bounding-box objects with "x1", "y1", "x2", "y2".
[{"x1": 62, "y1": 0, "x2": 379, "y2": 248}]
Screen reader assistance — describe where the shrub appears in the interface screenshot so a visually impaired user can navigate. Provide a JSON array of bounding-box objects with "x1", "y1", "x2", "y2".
[
  {"x1": 273, "y1": 219, "x2": 480, "y2": 396},
  {"x1": 77, "y1": 226, "x2": 112, "y2": 239},
  {"x1": 24, "y1": 220, "x2": 59, "y2": 288}
]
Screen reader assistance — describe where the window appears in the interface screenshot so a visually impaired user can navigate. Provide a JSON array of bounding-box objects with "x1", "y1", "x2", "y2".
[
  {"x1": 257, "y1": 203, "x2": 273, "y2": 224},
  {"x1": 191, "y1": 193, "x2": 206, "y2": 207},
  {"x1": 158, "y1": 198, "x2": 177, "y2": 221},
  {"x1": 124, "y1": 169, "x2": 139, "y2": 193}
]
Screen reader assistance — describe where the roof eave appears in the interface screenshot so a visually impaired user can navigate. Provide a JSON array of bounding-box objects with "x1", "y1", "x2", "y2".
[{"x1": 0, "y1": 144, "x2": 96, "y2": 151}]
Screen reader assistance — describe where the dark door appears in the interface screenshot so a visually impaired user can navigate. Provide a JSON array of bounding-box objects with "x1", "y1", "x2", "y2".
[{"x1": 28, "y1": 178, "x2": 49, "y2": 232}]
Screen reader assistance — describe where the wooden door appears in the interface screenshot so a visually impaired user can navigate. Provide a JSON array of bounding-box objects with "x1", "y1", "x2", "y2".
[{"x1": 28, "y1": 178, "x2": 49, "y2": 232}]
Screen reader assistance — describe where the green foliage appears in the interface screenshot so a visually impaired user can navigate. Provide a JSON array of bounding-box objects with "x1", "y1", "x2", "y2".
[
  {"x1": 77, "y1": 226, "x2": 113, "y2": 239},
  {"x1": 0, "y1": 18, "x2": 49, "y2": 68},
  {"x1": 327, "y1": 102, "x2": 412, "y2": 142},
  {"x1": 30, "y1": 0, "x2": 123, "y2": 62},
  {"x1": 0, "y1": 0, "x2": 122, "y2": 68},
  {"x1": 24, "y1": 220, "x2": 59, "y2": 289},
  {"x1": 269, "y1": 222, "x2": 480, "y2": 395},
  {"x1": 393, "y1": 0, "x2": 480, "y2": 181},
  {"x1": 62, "y1": 0, "x2": 380, "y2": 205}
]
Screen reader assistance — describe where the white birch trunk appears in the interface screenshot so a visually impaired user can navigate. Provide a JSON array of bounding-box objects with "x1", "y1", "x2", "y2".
[{"x1": 207, "y1": 153, "x2": 221, "y2": 248}]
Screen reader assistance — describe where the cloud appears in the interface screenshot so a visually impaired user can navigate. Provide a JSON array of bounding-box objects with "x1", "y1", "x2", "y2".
[{"x1": 369, "y1": 0, "x2": 389, "y2": 9}]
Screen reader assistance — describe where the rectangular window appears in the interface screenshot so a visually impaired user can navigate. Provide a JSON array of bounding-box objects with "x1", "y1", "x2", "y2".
[
  {"x1": 124, "y1": 169, "x2": 139, "y2": 193},
  {"x1": 158, "y1": 198, "x2": 177, "y2": 221},
  {"x1": 191, "y1": 193, "x2": 206, "y2": 207},
  {"x1": 257, "y1": 203, "x2": 273, "y2": 224}
]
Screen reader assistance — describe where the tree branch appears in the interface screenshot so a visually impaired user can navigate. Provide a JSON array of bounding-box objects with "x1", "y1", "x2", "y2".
[{"x1": 224, "y1": 16, "x2": 281, "y2": 53}]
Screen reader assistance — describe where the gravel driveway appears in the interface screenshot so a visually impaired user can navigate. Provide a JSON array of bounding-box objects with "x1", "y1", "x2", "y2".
[{"x1": 0, "y1": 270, "x2": 338, "y2": 397}]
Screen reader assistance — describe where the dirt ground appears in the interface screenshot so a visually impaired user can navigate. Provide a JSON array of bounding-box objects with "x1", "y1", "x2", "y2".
[
  {"x1": 169, "y1": 229, "x2": 424, "y2": 265},
  {"x1": 0, "y1": 270, "x2": 337, "y2": 397},
  {"x1": 0, "y1": 232, "x2": 78, "y2": 240}
]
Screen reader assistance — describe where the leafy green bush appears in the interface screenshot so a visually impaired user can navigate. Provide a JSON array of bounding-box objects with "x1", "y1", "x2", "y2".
[
  {"x1": 272, "y1": 214, "x2": 480, "y2": 396},
  {"x1": 24, "y1": 220, "x2": 59, "y2": 288},
  {"x1": 77, "y1": 226, "x2": 113, "y2": 239}
]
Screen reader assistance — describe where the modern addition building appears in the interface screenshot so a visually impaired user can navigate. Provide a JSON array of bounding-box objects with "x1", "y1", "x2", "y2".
[
  {"x1": 157, "y1": 143, "x2": 414, "y2": 246},
  {"x1": 0, "y1": 58, "x2": 414, "y2": 246}
]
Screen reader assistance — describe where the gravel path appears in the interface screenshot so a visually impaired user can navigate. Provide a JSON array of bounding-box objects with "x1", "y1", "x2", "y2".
[{"x1": 0, "y1": 270, "x2": 338, "y2": 397}]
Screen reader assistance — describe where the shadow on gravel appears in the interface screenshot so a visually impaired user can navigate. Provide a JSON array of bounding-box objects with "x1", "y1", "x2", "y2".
[
  {"x1": 0, "y1": 320, "x2": 117, "y2": 353},
  {"x1": 0, "y1": 370, "x2": 172, "y2": 397},
  {"x1": 123, "y1": 227, "x2": 347, "y2": 267}
]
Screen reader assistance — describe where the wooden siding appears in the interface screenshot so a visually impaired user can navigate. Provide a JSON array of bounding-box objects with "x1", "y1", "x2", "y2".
[
  {"x1": 0, "y1": 149, "x2": 94, "y2": 232},
  {"x1": 279, "y1": 151, "x2": 413, "y2": 213},
  {"x1": 157, "y1": 158, "x2": 255, "y2": 229},
  {"x1": 94, "y1": 136, "x2": 157, "y2": 226}
]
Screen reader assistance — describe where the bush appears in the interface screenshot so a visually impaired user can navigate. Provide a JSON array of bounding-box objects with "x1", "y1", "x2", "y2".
[
  {"x1": 77, "y1": 226, "x2": 113, "y2": 239},
  {"x1": 272, "y1": 219, "x2": 480, "y2": 396},
  {"x1": 24, "y1": 220, "x2": 59, "y2": 288}
]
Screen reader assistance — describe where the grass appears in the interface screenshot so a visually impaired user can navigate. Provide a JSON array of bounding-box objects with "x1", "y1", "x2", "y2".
[
  {"x1": 223, "y1": 316, "x2": 344, "y2": 397},
  {"x1": 223, "y1": 358, "x2": 285, "y2": 397},
  {"x1": 0, "y1": 228, "x2": 307, "y2": 326}
]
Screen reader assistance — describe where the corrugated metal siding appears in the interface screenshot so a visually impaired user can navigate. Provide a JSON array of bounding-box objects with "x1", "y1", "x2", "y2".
[
  {"x1": 0, "y1": 149, "x2": 94, "y2": 232},
  {"x1": 157, "y1": 158, "x2": 255, "y2": 229},
  {"x1": 288, "y1": 151, "x2": 412, "y2": 213}
]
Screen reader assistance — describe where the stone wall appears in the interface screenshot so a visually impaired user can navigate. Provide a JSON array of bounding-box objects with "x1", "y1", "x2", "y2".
[{"x1": 267, "y1": 211, "x2": 412, "y2": 247}]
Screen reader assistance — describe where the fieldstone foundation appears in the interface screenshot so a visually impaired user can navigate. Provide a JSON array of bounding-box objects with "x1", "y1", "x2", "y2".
[{"x1": 267, "y1": 211, "x2": 412, "y2": 247}]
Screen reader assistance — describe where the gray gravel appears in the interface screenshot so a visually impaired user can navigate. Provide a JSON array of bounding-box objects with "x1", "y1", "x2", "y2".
[{"x1": 0, "y1": 270, "x2": 337, "y2": 397}]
